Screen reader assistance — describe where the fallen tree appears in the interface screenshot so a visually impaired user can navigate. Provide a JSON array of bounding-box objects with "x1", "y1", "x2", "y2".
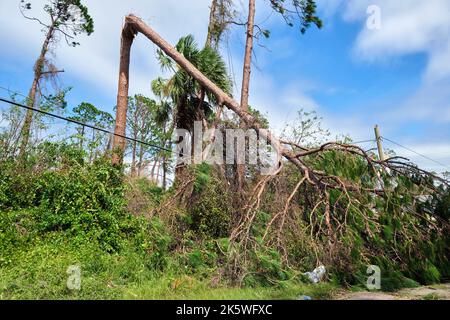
[
  {"x1": 112, "y1": 14, "x2": 447, "y2": 192},
  {"x1": 111, "y1": 15, "x2": 449, "y2": 284}
]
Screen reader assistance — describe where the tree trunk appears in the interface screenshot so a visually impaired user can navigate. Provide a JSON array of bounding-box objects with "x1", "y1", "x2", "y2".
[
  {"x1": 206, "y1": 0, "x2": 218, "y2": 48},
  {"x1": 113, "y1": 15, "x2": 316, "y2": 185},
  {"x1": 162, "y1": 156, "x2": 167, "y2": 190},
  {"x1": 89, "y1": 128, "x2": 95, "y2": 163},
  {"x1": 79, "y1": 125, "x2": 85, "y2": 150},
  {"x1": 203, "y1": 105, "x2": 224, "y2": 161},
  {"x1": 105, "y1": 133, "x2": 113, "y2": 155},
  {"x1": 18, "y1": 77, "x2": 39, "y2": 158},
  {"x1": 131, "y1": 107, "x2": 139, "y2": 176},
  {"x1": 150, "y1": 158, "x2": 158, "y2": 182},
  {"x1": 112, "y1": 24, "x2": 135, "y2": 165},
  {"x1": 138, "y1": 136, "x2": 145, "y2": 177},
  {"x1": 237, "y1": 0, "x2": 256, "y2": 191},
  {"x1": 192, "y1": 88, "x2": 206, "y2": 159},
  {"x1": 131, "y1": 140, "x2": 137, "y2": 176},
  {"x1": 19, "y1": 25, "x2": 54, "y2": 159},
  {"x1": 155, "y1": 160, "x2": 161, "y2": 186},
  {"x1": 240, "y1": 0, "x2": 255, "y2": 113}
]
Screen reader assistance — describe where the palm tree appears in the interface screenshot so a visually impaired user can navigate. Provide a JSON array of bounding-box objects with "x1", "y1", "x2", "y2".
[
  {"x1": 154, "y1": 35, "x2": 231, "y2": 134},
  {"x1": 153, "y1": 35, "x2": 231, "y2": 179}
]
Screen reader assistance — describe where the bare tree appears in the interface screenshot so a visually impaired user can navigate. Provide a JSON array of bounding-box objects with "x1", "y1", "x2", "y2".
[
  {"x1": 205, "y1": 0, "x2": 235, "y2": 49},
  {"x1": 18, "y1": 0, "x2": 94, "y2": 159}
]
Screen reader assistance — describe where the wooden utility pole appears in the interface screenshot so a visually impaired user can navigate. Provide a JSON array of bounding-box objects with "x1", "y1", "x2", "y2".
[{"x1": 374, "y1": 125, "x2": 385, "y2": 161}]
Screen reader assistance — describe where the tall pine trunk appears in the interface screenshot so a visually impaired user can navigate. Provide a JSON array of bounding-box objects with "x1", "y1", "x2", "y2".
[
  {"x1": 131, "y1": 108, "x2": 139, "y2": 176},
  {"x1": 237, "y1": 0, "x2": 256, "y2": 191}
]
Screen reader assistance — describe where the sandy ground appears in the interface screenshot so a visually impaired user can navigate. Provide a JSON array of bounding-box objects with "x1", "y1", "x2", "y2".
[{"x1": 339, "y1": 283, "x2": 450, "y2": 300}]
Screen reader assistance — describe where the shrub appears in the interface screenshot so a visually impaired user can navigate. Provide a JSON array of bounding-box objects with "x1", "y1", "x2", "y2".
[{"x1": 188, "y1": 164, "x2": 231, "y2": 239}]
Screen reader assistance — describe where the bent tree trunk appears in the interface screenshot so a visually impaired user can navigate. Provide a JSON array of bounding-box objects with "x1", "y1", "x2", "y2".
[
  {"x1": 19, "y1": 25, "x2": 55, "y2": 159},
  {"x1": 111, "y1": 15, "x2": 315, "y2": 184},
  {"x1": 19, "y1": 77, "x2": 39, "y2": 158}
]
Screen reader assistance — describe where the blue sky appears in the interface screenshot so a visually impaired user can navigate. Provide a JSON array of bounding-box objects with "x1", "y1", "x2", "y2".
[{"x1": 0, "y1": 0, "x2": 449, "y2": 173}]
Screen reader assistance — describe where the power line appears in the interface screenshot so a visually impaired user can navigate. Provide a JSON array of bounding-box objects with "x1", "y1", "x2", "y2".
[
  {"x1": 0, "y1": 86, "x2": 28, "y2": 98},
  {"x1": 382, "y1": 136, "x2": 450, "y2": 171},
  {"x1": 352, "y1": 139, "x2": 376, "y2": 145},
  {"x1": 0, "y1": 85, "x2": 68, "y2": 105},
  {"x1": 0, "y1": 97, "x2": 173, "y2": 153}
]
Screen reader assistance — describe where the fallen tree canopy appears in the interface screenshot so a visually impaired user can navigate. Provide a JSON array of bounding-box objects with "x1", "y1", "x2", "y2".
[{"x1": 112, "y1": 14, "x2": 448, "y2": 195}]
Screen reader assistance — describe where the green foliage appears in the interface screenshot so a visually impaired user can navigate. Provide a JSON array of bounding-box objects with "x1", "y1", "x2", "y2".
[
  {"x1": 248, "y1": 106, "x2": 270, "y2": 129},
  {"x1": 193, "y1": 163, "x2": 212, "y2": 192},
  {"x1": 269, "y1": 0, "x2": 322, "y2": 33},
  {"x1": 132, "y1": 217, "x2": 172, "y2": 271},
  {"x1": 188, "y1": 164, "x2": 231, "y2": 239},
  {"x1": 0, "y1": 210, "x2": 34, "y2": 267},
  {"x1": 22, "y1": 0, "x2": 94, "y2": 46},
  {"x1": 245, "y1": 248, "x2": 293, "y2": 287},
  {"x1": 0, "y1": 155, "x2": 129, "y2": 252},
  {"x1": 154, "y1": 34, "x2": 231, "y2": 132}
]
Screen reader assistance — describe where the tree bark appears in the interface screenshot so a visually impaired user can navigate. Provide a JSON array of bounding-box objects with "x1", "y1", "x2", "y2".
[
  {"x1": 237, "y1": 0, "x2": 256, "y2": 191},
  {"x1": 150, "y1": 158, "x2": 158, "y2": 182},
  {"x1": 155, "y1": 160, "x2": 161, "y2": 185},
  {"x1": 79, "y1": 125, "x2": 85, "y2": 150},
  {"x1": 138, "y1": 135, "x2": 145, "y2": 177},
  {"x1": 19, "y1": 25, "x2": 54, "y2": 158},
  {"x1": 240, "y1": 0, "x2": 255, "y2": 113},
  {"x1": 112, "y1": 15, "x2": 316, "y2": 184},
  {"x1": 162, "y1": 156, "x2": 168, "y2": 190},
  {"x1": 131, "y1": 140, "x2": 137, "y2": 176},
  {"x1": 205, "y1": 0, "x2": 218, "y2": 48},
  {"x1": 89, "y1": 128, "x2": 95, "y2": 163},
  {"x1": 131, "y1": 104, "x2": 139, "y2": 176},
  {"x1": 112, "y1": 22, "x2": 135, "y2": 165}
]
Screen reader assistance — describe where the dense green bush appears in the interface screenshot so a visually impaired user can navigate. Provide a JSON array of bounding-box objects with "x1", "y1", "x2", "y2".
[
  {"x1": 132, "y1": 217, "x2": 173, "y2": 270},
  {"x1": 0, "y1": 155, "x2": 131, "y2": 251},
  {"x1": 33, "y1": 160, "x2": 126, "y2": 251},
  {"x1": 187, "y1": 164, "x2": 232, "y2": 239}
]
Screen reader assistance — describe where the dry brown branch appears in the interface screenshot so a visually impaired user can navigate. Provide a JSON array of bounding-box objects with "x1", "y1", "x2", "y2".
[{"x1": 263, "y1": 176, "x2": 306, "y2": 241}]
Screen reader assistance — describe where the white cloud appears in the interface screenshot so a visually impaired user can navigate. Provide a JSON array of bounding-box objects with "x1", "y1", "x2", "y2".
[
  {"x1": 345, "y1": 0, "x2": 450, "y2": 63},
  {"x1": 337, "y1": 0, "x2": 450, "y2": 172}
]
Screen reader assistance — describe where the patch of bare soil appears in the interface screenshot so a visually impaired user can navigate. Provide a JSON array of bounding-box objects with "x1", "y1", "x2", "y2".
[{"x1": 338, "y1": 283, "x2": 450, "y2": 300}]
